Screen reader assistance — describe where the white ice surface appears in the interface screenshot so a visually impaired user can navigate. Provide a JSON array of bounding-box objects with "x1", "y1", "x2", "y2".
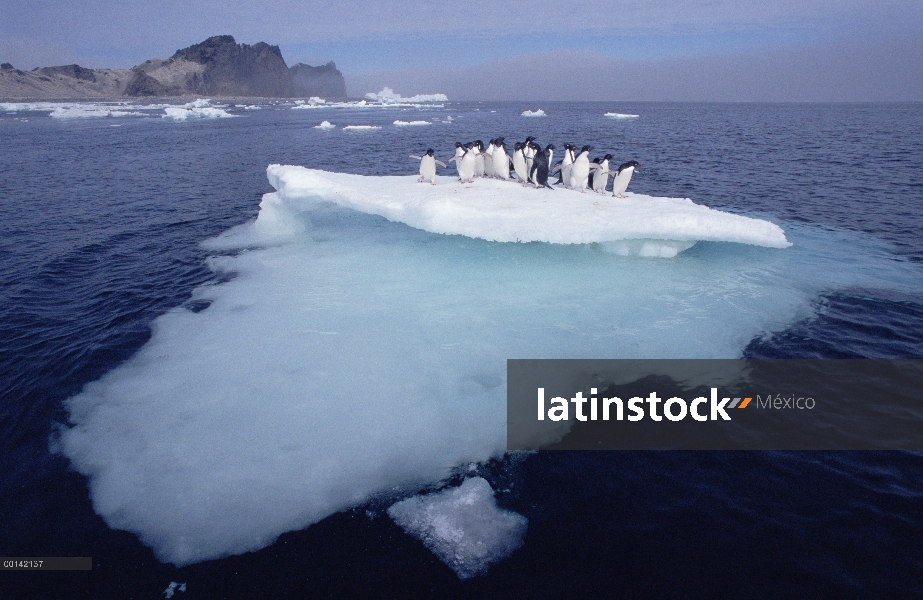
[
  {"x1": 262, "y1": 166, "x2": 791, "y2": 249},
  {"x1": 342, "y1": 125, "x2": 381, "y2": 130},
  {"x1": 388, "y1": 477, "x2": 527, "y2": 579},
  {"x1": 605, "y1": 112, "x2": 639, "y2": 118},
  {"x1": 313, "y1": 120, "x2": 335, "y2": 129},
  {"x1": 163, "y1": 106, "x2": 236, "y2": 121},
  {"x1": 394, "y1": 120, "x2": 430, "y2": 126},
  {"x1": 366, "y1": 87, "x2": 448, "y2": 103},
  {"x1": 58, "y1": 166, "x2": 923, "y2": 567},
  {"x1": 521, "y1": 109, "x2": 546, "y2": 117}
]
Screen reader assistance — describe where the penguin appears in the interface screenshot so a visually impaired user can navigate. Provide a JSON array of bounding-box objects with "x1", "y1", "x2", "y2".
[
  {"x1": 410, "y1": 148, "x2": 447, "y2": 185},
  {"x1": 611, "y1": 161, "x2": 641, "y2": 198},
  {"x1": 446, "y1": 142, "x2": 466, "y2": 181},
  {"x1": 592, "y1": 154, "x2": 614, "y2": 193},
  {"x1": 545, "y1": 144, "x2": 555, "y2": 174},
  {"x1": 493, "y1": 139, "x2": 511, "y2": 180},
  {"x1": 458, "y1": 142, "x2": 478, "y2": 183},
  {"x1": 512, "y1": 142, "x2": 529, "y2": 184},
  {"x1": 484, "y1": 139, "x2": 496, "y2": 178},
  {"x1": 588, "y1": 158, "x2": 601, "y2": 190},
  {"x1": 528, "y1": 142, "x2": 554, "y2": 189},
  {"x1": 523, "y1": 136, "x2": 536, "y2": 182},
  {"x1": 551, "y1": 143, "x2": 575, "y2": 186},
  {"x1": 568, "y1": 145, "x2": 595, "y2": 192},
  {"x1": 474, "y1": 140, "x2": 486, "y2": 177}
]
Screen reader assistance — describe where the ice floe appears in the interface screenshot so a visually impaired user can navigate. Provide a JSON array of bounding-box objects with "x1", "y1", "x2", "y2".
[
  {"x1": 521, "y1": 109, "x2": 546, "y2": 117},
  {"x1": 388, "y1": 478, "x2": 527, "y2": 579},
  {"x1": 260, "y1": 166, "x2": 791, "y2": 250}
]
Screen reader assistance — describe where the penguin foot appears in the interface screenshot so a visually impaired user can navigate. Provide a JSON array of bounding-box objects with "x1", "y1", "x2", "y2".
[{"x1": 417, "y1": 176, "x2": 424, "y2": 182}]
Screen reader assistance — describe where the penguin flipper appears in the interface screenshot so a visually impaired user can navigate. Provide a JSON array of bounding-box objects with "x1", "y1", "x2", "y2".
[
  {"x1": 435, "y1": 159, "x2": 447, "y2": 168},
  {"x1": 409, "y1": 154, "x2": 423, "y2": 160},
  {"x1": 550, "y1": 163, "x2": 561, "y2": 174},
  {"x1": 447, "y1": 156, "x2": 458, "y2": 163}
]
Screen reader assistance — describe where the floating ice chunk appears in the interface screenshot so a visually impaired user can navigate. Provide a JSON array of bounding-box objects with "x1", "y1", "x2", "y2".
[
  {"x1": 162, "y1": 106, "x2": 236, "y2": 121},
  {"x1": 605, "y1": 112, "x2": 639, "y2": 118},
  {"x1": 388, "y1": 478, "x2": 527, "y2": 579},
  {"x1": 234, "y1": 104, "x2": 262, "y2": 110},
  {"x1": 393, "y1": 120, "x2": 430, "y2": 126},
  {"x1": 50, "y1": 106, "x2": 143, "y2": 118},
  {"x1": 314, "y1": 120, "x2": 335, "y2": 129},
  {"x1": 184, "y1": 98, "x2": 213, "y2": 108},
  {"x1": 308, "y1": 97, "x2": 325, "y2": 105},
  {"x1": 365, "y1": 87, "x2": 448, "y2": 103},
  {"x1": 521, "y1": 109, "x2": 546, "y2": 117},
  {"x1": 263, "y1": 166, "x2": 791, "y2": 249},
  {"x1": 342, "y1": 125, "x2": 381, "y2": 130},
  {"x1": 163, "y1": 581, "x2": 186, "y2": 598}
]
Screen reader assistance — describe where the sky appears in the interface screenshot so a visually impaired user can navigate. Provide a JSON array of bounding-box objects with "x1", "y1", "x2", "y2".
[{"x1": 2, "y1": 0, "x2": 922, "y2": 101}]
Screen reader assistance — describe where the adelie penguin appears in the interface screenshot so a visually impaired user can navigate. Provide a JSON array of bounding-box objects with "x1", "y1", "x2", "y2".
[
  {"x1": 457, "y1": 142, "x2": 479, "y2": 183},
  {"x1": 484, "y1": 139, "x2": 496, "y2": 178},
  {"x1": 522, "y1": 136, "x2": 536, "y2": 182},
  {"x1": 512, "y1": 142, "x2": 529, "y2": 184},
  {"x1": 568, "y1": 145, "x2": 596, "y2": 192},
  {"x1": 592, "y1": 154, "x2": 614, "y2": 194},
  {"x1": 611, "y1": 160, "x2": 641, "y2": 197},
  {"x1": 473, "y1": 140, "x2": 486, "y2": 178},
  {"x1": 447, "y1": 142, "x2": 466, "y2": 181},
  {"x1": 528, "y1": 142, "x2": 554, "y2": 189},
  {"x1": 493, "y1": 139, "x2": 511, "y2": 180},
  {"x1": 409, "y1": 148, "x2": 447, "y2": 185},
  {"x1": 551, "y1": 143, "x2": 575, "y2": 186}
]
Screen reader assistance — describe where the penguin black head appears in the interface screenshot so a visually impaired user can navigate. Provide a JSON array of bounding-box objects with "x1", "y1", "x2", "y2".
[
  {"x1": 513, "y1": 142, "x2": 523, "y2": 151},
  {"x1": 426, "y1": 148, "x2": 435, "y2": 156},
  {"x1": 603, "y1": 153, "x2": 613, "y2": 161},
  {"x1": 580, "y1": 145, "x2": 595, "y2": 154},
  {"x1": 495, "y1": 136, "x2": 505, "y2": 144},
  {"x1": 454, "y1": 141, "x2": 463, "y2": 148},
  {"x1": 591, "y1": 157, "x2": 601, "y2": 164},
  {"x1": 617, "y1": 160, "x2": 641, "y2": 173},
  {"x1": 475, "y1": 140, "x2": 485, "y2": 151},
  {"x1": 545, "y1": 144, "x2": 555, "y2": 151}
]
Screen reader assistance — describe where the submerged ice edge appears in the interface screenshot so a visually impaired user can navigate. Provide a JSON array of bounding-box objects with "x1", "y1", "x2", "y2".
[{"x1": 257, "y1": 165, "x2": 791, "y2": 251}]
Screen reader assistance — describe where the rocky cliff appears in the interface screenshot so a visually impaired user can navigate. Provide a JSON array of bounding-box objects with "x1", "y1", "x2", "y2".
[
  {"x1": 0, "y1": 35, "x2": 348, "y2": 99},
  {"x1": 290, "y1": 62, "x2": 347, "y2": 99}
]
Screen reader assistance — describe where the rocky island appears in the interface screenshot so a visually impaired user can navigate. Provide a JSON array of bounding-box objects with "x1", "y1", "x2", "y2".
[{"x1": 0, "y1": 35, "x2": 348, "y2": 100}]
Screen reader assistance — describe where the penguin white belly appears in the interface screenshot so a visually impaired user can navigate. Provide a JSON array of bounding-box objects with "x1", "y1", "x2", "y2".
[
  {"x1": 494, "y1": 150, "x2": 510, "y2": 179},
  {"x1": 475, "y1": 153, "x2": 485, "y2": 177},
  {"x1": 569, "y1": 159, "x2": 590, "y2": 190},
  {"x1": 593, "y1": 161, "x2": 609, "y2": 192},
  {"x1": 420, "y1": 156, "x2": 437, "y2": 182},
  {"x1": 452, "y1": 149, "x2": 465, "y2": 178},
  {"x1": 611, "y1": 167, "x2": 635, "y2": 196},
  {"x1": 459, "y1": 153, "x2": 476, "y2": 182},
  {"x1": 513, "y1": 152, "x2": 528, "y2": 182}
]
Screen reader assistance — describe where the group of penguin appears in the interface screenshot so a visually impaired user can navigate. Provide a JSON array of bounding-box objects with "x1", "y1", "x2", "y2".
[{"x1": 409, "y1": 137, "x2": 641, "y2": 197}]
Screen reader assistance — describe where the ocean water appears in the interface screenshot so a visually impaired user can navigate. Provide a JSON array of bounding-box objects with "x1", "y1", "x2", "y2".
[{"x1": 1, "y1": 101, "x2": 922, "y2": 598}]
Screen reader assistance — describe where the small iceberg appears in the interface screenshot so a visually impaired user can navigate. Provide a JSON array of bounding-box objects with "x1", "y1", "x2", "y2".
[
  {"x1": 393, "y1": 120, "x2": 430, "y2": 126},
  {"x1": 521, "y1": 109, "x2": 546, "y2": 117},
  {"x1": 261, "y1": 166, "x2": 792, "y2": 252},
  {"x1": 342, "y1": 125, "x2": 381, "y2": 131},
  {"x1": 314, "y1": 120, "x2": 335, "y2": 129},
  {"x1": 388, "y1": 477, "x2": 527, "y2": 580},
  {"x1": 605, "y1": 112, "x2": 639, "y2": 118},
  {"x1": 366, "y1": 87, "x2": 448, "y2": 103}
]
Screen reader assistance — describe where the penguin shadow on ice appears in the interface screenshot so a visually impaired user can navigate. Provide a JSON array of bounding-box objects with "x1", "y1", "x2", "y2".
[{"x1": 409, "y1": 149, "x2": 447, "y2": 185}]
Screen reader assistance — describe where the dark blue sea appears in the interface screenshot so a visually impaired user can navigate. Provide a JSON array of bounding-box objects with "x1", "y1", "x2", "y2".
[{"x1": 1, "y1": 101, "x2": 922, "y2": 598}]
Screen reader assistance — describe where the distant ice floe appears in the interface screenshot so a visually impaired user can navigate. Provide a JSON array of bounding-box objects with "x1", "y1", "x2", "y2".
[
  {"x1": 234, "y1": 104, "x2": 262, "y2": 110},
  {"x1": 50, "y1": 106, "x2": 144, "y2": 119},
  {"x1": 366, "y1": 87, "x2": 448, "y2": 103},
  {"x1": 342, "y1": 125, "x2": 380, "y2": 131},
  {"x1": 261, "y1": 166, "x2": 791, "y2": 250},
  {"x1": 605, "y1": 112, "x2": 639, "y2": 118},
  {"x1": 521, "y1": 109, "x2": 546, "y2": 117},
  {"x1": 314, "y1": 120, "x2": 335, "y2": 129},
  {"x1": 0, "y1": 101, "x2": 159, "y2": 118},
  {"x1": 393, "y1": 120, "x2": 430, "y2": 126},
  {"x1": 162, "y1": 99, "x2": 236, "y2": 121},
  {"x1": 388, "y1": 478, "x2": 527, "y2": 579}
]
